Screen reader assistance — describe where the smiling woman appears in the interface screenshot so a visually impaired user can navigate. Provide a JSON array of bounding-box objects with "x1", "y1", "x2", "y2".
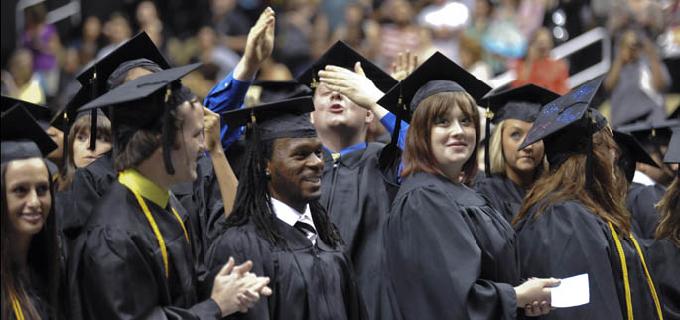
[
  {"x1": 1, "y1": 105, "x2": 61, "y2": 320},
  {"x1": 379, "y1": 54, "x2": 560, "y2": 319}
]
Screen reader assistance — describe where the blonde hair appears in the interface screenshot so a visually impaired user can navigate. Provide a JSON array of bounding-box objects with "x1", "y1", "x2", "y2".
[{"x1": 488, "y1": 119, "x2": 547, "y2": 176}]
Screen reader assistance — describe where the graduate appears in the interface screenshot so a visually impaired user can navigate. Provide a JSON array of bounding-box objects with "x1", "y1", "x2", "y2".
[
  {"x1": 56, "y1": 109, "x2": 111, "y2": 191},
  {"x1": 474, "y1": 84, "x2": 559, "y2": 222},
  {"x1": 206, "y1": 97, "x2": 367, "y2": 320},
  {"x1": 56, "y1": 32, "x2": 171, "y2": 247},
  {"x1": 297, "y1": 41, "x2": 405, "y2": 318},
  {"x1": 378, "y1": 53, "x2": 558, "y2": 320},
  {"x1": 67, "y1": 64, "x2": 271, "y2": 319},
  {"x1": 514, "y1": 77, "x2": 664, "y2": 320},
  {"x1": 611, "y1": 130, "x2": 662, "y2": 236},
  {"x1": 618, "y1": 120, "x2": 679, "y2": 239},
  {"x1": 1, "y1": 106, "x2": 61, "y2": 319},
  {"x1": 646, "y1": 127, "x2": 679, "y2": 320}
]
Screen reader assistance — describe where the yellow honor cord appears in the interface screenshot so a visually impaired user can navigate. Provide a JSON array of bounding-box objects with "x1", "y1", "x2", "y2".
[
  {"x1": 11, "y1": 294, "x2": 25, "y2": 320},
  {"x1": 609, "y1": 222, "x2": 634, "y2": 320},
  {"x1": 129, "y1": 188, "x2": 170, "y2": 278},
  {"x1": 609, "y1": 223, "x2": 664, "y2": 320},
  {"x1": 119, "y1": 174, "x2": 191, "y2": 279},
  {"x1": 630, "y1": 235, "x2": 664, "y2": 320}
]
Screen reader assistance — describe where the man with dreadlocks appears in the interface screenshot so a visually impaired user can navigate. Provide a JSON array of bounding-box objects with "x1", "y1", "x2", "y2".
[
  {"x1": 206, "y1": 97, "x2": 367, "y2": 320},
  {"x1": 67, "y1": 65, "x2": 273, "y2": 319}
]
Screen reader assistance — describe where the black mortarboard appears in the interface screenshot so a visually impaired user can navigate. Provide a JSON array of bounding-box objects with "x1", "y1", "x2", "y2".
[
  {"x1": 1, "y1": 96, "x2": 53, "y2": 130},
  {"x1": 221, "y1": 97, "x2": 316, "y2": 141},
  {"x1": 613, "y1": 130, "x2": 659, "y2": 182},
  {"x1": 76, "y1": 32, "x2": 170, "y2": 89},
  {"x1": 520, "y1": 76, "x2": 607, "y2": 186},
  {"x1": 617, "y1": 119, "x2": 680, "y2": 148},
  {"x1": 76, "y1": 32, "x2": 170, "y2": 151},
  {"x1": 378, "y1": 52, "x2": 492, "y2": 123},
  {"x1": 2, "y1": 105, "x2": 57, "y2": 164},
  {"x1": 479, "y1": 84, "x2": 560, "y2": 124},
  {"x1": 296, "y1": 41, "x2": 397, "y2": 93},
  {"x1": 245, "y1": 80, "x2": 312, "y2": 107},
  {"x1": 79, "y1": 63, "x2": 201, "y2": 175},
  {"x1": 664, "y1": 127, "x2": 679, "y2": 165},
  {"x1": 478, "y1": 84, "x2": 560, "y2": 176}
]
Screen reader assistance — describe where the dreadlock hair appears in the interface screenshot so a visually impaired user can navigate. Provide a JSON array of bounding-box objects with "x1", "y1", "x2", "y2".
[{"x1": 226, "y1": 123, "x2": 342, "y2": 248}]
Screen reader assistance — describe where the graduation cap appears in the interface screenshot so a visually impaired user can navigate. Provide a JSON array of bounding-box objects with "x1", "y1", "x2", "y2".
[
  {"x1": 1, "y1": 96, "x2": 53, "y2": 130},
  {"x1": 221, "y1": 96, "x2": 316, "y2": 141},
  {"x1": 617, "y1": 119, "x2": 680, "y2": 148},
  {"x1": 1, "y1": 105, "x2": 58, "y2": 164},
  {"x1": 520, "y1": 76, "x2": 607, "y2": 185},
  {"x1": 478, "y1": 84, "x2": 560, "y2": 175},
  {"x1": 296, "y1": 41, "x2": 397, "y2": 93},
  {"x1": 79, "y1": 63, "x2": 202, "y2": 175},
  {"x1": 245, "y1": 80, "x2": 312, "y2": 107},
  {"x1": 613, "y1": 130, "x2": 659, "y2": 183},
  {"x1": 378, "y1": 52, "x2": 492, "y2": 124},
  {"x1": 75, "y1": 32, "x2": 170, "y2": 151}
]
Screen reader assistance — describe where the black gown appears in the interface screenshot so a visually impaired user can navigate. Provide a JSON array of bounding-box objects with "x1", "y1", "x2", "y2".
[
  {"x1": 170, "y1": 155, "x2": 225, "y2": 264},
  {"x1": 58, "y1": 151, "x2": 220, "y2": 265},
  {"x1": 515, "y1": 200, "x2": 661, "y2": 320},
  {"x1": 474, "y1": 174, "x2": 527, "y2": 223},
  {"x1": 381, "y1": 172, "x2": 520, "y2": 320},
  {"x1": 626, "y1": 183, "x2": 664, "y2": 239},
  {"x1": 644, "y1": 239, "x2": 680, "y2": 320},
  {"x1": 320, "y1": 142, "x2": 399, "y2": 319},
  {"x1": 67, "y1": 181, "x2": 221, "y2": 320},
  {"x1": 205, "y1": 216, "x2": 366, "y2": 320}
]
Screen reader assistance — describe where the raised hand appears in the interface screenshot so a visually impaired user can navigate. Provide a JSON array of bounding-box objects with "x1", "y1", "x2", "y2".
[
  {"x1": 235, "y1": 7, "x2": 276, "y2": 80},
  {"x1": 318, "y1": 62, "x2": 384, "y2": 110},
  {"x1": 390, "y1": 51, "x2": 418, "y2": 81},
  {"x1": 203, "y1": 107, "x2": 221, "y2": 154}
]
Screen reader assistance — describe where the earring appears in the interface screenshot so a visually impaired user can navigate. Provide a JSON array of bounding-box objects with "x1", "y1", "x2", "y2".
[{"x1": 265, "y1": 170, "x2": 271, "y2": 179}]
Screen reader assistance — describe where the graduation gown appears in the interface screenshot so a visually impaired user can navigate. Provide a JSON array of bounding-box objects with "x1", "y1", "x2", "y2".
[
  {"x1": 626, "y1": 183, "x2": 664, "y2": 239},
  {"x1": 205, "y1": 217, "x2": 366, "y2": 320},
  {"x1": 515, "y1": 200, "x2": 661, "y2": 320},
  {"x1": 320, "y1": 142, "x2": 399, "y2": 319},
  {"x1": 67, "y1": 181, "x2": 221, "y2": 320},
  {"x1": 6, "y1": 268, "x2": 52, "y2": 320},
  {"x1": 169, "y1": 154, "x2": 225, "y2": 265},
  {"x1": 474, "y1": 174, "x2": 527, "y2": 223},
  {"x1": 644, "y1": 239, "x2": 680, "y2": 320},
  {"x1": 381, "y1": 172, "x2": 520, "y2": 320},
  {"x1": 60, "y1": 151, "x2": 116, "y2": 243}
]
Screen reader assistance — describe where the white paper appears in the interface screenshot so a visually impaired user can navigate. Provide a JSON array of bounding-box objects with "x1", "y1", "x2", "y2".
[{"x1": 550, "y1": 273, "x2": 590, "y2": 308}]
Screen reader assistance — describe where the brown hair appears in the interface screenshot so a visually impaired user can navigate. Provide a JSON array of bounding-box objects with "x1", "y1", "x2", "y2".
[
  {"x1": 402, "y1": 91, "x2": 480, "y2": 184},
  {"x1": 655, "y1": 177, "x2": 680, "y2": 246},
  {"x1": 513, "y1": 127, "x2": 632, "y2": 233},
  {"x1": 1, "y1": 161, "x2": 60, "y2": 319},
  {"x1": 58, "y1": 113, "x2": 112, "y2": 191}
]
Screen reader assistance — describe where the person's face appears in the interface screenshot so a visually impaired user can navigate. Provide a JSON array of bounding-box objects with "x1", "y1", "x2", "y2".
[
  {"x1": 502, "y1": 119, "x2": 544, "y2": 175},
  {"x1": 267, "y1": 137, "x2": 324, "y2": 206},
  {"x1": 430, "y1": 105, "x2": 477, "y2": 173},
  {"x1": 311, "y1": 83, "x2": 373, "y2": 135},
  {"x1": 83, "y1": 16, "x2": 101, "y2": 40},
  {"x1": 170, "y1": 101, "x2": 206, "y2": 183},
  {"x1": 532, "y1": 29, "x2": 554, "y2": 57},
  {"x1": 5, "y1": 158, "x2": 51, "y2": 237},
  {"x1": 46, "y1": 126, "x2": 64, "y2": 163},
  {"x1": 72, "y1": 128, "x2": 112, "y2": 168}
]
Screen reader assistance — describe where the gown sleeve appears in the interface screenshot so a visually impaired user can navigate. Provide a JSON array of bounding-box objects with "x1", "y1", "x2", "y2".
[
  {"x1": 77, "y1": 226, "x2": 221, "y2": 320},
  {"x1": 383, "y1": 186, "x2": 517, "y2": 320},
  {"x1": 515, "y1": 202, "x2": 626, "y2": 319}
]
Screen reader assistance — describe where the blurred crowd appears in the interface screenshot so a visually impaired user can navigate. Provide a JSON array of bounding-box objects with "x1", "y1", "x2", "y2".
[{"x1": 1, "y1": 0, "x2": 679, "y2": 126}]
